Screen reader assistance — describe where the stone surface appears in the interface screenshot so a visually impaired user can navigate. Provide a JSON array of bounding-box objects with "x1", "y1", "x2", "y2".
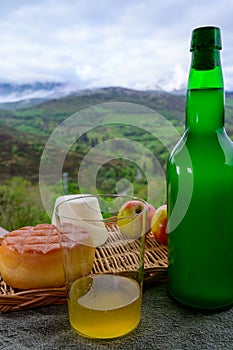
[{"x1": 0, "y1": 283, "x2": 232, "y2": 349}]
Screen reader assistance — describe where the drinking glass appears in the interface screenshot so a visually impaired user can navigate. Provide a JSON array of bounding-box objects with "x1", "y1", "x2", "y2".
[{"x1": 54, "y1": 194, "x2": 148, "y2": 339}]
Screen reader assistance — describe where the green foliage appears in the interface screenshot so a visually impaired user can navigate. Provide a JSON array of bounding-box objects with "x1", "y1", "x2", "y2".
[
  {"x1": 0, "y1": 177, "x2": 49, "y2": 231},
  {"x1": 96, "y1": 159, "x2": 137, "y2": 194}
]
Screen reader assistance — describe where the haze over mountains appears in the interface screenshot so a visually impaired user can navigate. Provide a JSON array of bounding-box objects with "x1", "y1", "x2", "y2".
[
  {"x1": 0, "y1": 81, "x2": 186, "y2": 107},
  {"x1": 0, "y1": 82, "x2": 78, "y2": 105},
  {"x1": 2, "y1": 80, "x2": 233, "y2": 112}
]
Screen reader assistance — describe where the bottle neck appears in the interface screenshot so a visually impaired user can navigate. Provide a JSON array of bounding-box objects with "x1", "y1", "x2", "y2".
[{"x1": 186, "y1": 49, "x2": 224, "y2": 133}]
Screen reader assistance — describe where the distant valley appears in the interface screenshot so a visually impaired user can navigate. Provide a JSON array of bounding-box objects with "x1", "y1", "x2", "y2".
[
  {"x1": 0, "y1": 84, "x2": 233, "y2": 196},
  {"x1": 0, "y1": 86, "x2": 185, "y2": 183}
]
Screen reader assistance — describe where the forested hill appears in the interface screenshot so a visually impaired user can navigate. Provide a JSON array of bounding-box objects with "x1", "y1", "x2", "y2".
[
  {"x1": 38, "y1": 86, "x2": 186, "y2": 123},
  {"x1": 0, "y1": 86, "x2": 233, "y2": 183}
]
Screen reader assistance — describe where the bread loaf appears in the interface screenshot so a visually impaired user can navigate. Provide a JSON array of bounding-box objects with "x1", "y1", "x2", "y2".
[{"x1": 0, "y1": 223, "x2": 95, "y2": 290}]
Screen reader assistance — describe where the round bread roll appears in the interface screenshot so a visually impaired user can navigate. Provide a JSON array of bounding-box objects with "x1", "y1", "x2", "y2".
[{"x1": 0, "y1": 223, "x2": 95, "y2": 290}]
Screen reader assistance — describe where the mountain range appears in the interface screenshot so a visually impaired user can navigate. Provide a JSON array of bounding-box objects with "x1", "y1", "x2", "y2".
[{"x1": 0, "y1": 81, "x2": 186, "y2": 109}]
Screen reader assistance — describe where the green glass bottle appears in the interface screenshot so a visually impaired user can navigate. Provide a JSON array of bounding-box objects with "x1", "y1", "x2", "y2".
[{"x1": 167, "y1": 26, "x2": 233, "y2": 309}]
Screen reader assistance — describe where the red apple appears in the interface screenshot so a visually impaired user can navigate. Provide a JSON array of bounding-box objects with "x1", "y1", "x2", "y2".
[
  {"x1": 151, "y1": 204, "x2": 168, "y2": 245},
  {"x1": 147, "y1": 203, "x2": 156, "y2": 231},
  {"x1": 117, "y1": 200, "x2": 156, "y2": 238}
]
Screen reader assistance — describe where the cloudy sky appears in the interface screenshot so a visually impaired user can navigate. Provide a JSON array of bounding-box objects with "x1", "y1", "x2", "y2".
[{"x1": 1, "y1": 0, "x2": 233, "y2": 92}]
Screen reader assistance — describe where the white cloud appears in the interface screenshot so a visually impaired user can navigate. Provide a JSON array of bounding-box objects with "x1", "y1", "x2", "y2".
[{"x1": 0, "y1": 0, "x2": 233, "y2": 91}]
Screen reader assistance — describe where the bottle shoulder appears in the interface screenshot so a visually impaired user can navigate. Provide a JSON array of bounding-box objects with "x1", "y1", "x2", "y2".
[{"x1": 167, "y1": 128, "x2": 233, "y2": 167}]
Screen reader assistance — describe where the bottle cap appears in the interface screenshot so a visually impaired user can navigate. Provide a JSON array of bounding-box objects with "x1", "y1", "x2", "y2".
[{"x1": 190, "y1": 26, "x2": 222, "y2": 51}]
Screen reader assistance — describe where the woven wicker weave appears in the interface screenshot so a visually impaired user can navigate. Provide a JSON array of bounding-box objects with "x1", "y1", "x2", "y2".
[{"x1": 0, "y1": 227, "x2": 167, "y2": 312}]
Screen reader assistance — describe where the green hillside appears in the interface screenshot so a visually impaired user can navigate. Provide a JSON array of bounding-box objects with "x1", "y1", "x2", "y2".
[
  {"x1": 1, "y1": 87, "x2": 233, "y2": 229},
  {"x1": 0, "y1": 87, "x2": 186, "y2": 183},
  {"x1": 0, "y1": 87, "x2": 186, "y2": 136}
]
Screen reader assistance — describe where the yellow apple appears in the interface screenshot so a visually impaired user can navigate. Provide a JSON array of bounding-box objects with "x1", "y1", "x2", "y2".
[{"x1": 117, "y1": 200, "x2": 156, "y2": 239}]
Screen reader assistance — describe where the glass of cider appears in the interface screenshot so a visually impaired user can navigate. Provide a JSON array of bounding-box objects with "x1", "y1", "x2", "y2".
[{"x1": 55, "y1": 194, "x2": 148, "y2": 339}]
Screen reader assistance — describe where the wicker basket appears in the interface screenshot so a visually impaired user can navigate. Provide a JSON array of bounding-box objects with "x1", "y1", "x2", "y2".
[{"x1": 0, "y1": 227, "x2": 167, "y2": 312}]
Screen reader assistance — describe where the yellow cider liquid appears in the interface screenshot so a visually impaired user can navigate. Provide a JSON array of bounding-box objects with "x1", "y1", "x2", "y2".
[{"x1": 68, "y1": 274, "x2": 142, "y2": 339}]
